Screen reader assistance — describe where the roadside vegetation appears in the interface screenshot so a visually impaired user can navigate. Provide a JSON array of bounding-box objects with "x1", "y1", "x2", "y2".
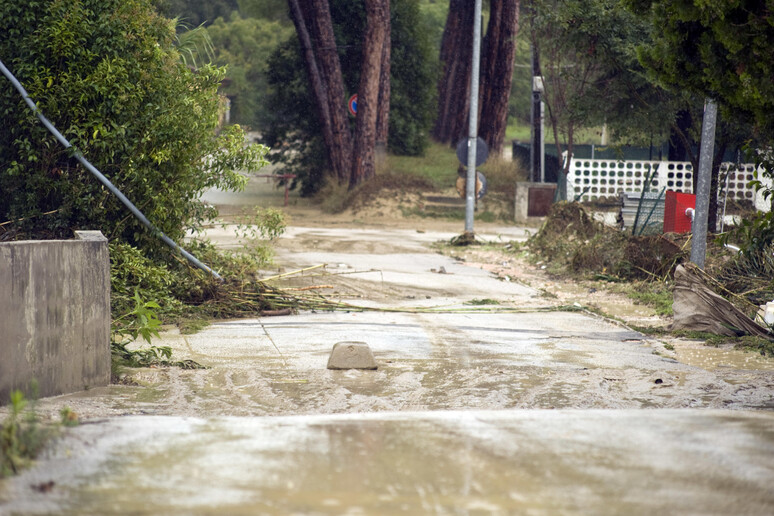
[
  {"x1": 0, "y1": 1, "x2": 295, "y2": 375},
  {"x1": 519, "y1": 201, "x2": 774, "y2": 351},
  {"x1": 0, "y1": 388, "x2": 79, "y2": 478}
]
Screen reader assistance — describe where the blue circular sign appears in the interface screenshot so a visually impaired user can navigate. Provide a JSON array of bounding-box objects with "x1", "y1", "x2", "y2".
[{"x1": 348, "y1": 94, "x2": 358, "y2": 117}]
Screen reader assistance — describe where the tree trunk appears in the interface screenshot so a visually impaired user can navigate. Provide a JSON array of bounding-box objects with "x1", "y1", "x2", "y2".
[
  {"x1": 304, "y1": 0, "x2": 353, "y2": 181},
  {"x1": 708, "y1": 142, "x2": 727, "y2": 233},
  {"x1": 375, "y1": 1, "x2": 391, "y2": 163},
  {"x1": 479, "y1": 0, "x2": 504, "y2": 129},
  {"x1": 350, "y1": 0, "x2": 389, "y2": 188},
  {"x1": 288, "y1": 0, "x2": 336, "y2": 170},
  {"x1": 432, "y1": 0, "x2": 473, "y2": 145},
  {"x1": 478, "y1": 0, "x2": 520, "y2": 155},
  {"x1": 669, "y1": 109, "x2": 692, "y2": 162}
]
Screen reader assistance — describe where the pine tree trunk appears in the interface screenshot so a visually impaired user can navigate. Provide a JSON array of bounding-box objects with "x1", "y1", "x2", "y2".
[
  {"x1": 288, "y1": 0, "x2": 335, "y2": 169},
  {"x1": 375, "y1": 1, "x2": 391, "y2": 162},
  {"x1": 478, "y1": 0, "x2": 520, "y2": 155},
  {"x1": 350, "y1": 0, "x2": 389, "y2": 188},
  {"x1": 432, "y1": 0, "x2": 473, "y2": 145},
  {"x1": 304, "y1": 0, "x2": 353, "y2": 182},
  {"x1": 479, "y1": 0, "x2": 503, "y2": 123}
]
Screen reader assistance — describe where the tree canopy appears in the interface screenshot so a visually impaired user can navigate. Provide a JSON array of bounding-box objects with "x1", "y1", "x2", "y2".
[
  {"x1": 530, "y1": 0, "x2": 678, "y2": 156},
  {"x1": 629, "y1": 0, "x2": 774, "y2": 142},
  {"x1": 155, "y1": 0, "x2": 240, "y2": 26},
  {"x1": 206, "y1": 12, "x2": 293, "y2": 129}
]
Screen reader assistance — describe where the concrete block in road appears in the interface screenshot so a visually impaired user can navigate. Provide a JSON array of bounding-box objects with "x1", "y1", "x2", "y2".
[{"x1": 327, "y1": 341, "x2": 378, "y2": 370}]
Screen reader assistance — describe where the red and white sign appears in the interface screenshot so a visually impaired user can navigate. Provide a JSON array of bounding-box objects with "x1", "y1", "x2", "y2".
[{"x1": 347, "y1": 94, "x2": 358, "y2": 117}]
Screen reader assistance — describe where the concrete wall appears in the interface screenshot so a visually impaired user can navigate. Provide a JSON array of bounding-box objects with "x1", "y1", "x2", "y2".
[{"x1": 0, "y1": 231, "x2": 110, "y2": 404}]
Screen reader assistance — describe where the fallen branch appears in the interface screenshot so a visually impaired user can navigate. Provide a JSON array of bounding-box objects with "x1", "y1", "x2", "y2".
[
  {"x1": 261, "y1": 264, "x2": 326, "y2": 282},
  {"x1": 259, "y1": 308, "x2": 294, "y2": 317},
  {"x1": 281, "y1": 285, "x2": 334, "y2": 291}
]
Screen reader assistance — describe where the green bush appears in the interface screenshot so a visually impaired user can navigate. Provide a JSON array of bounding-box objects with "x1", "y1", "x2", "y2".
[
  {"x1": 0, "y1": 0, "x2": 267, "y2": 253},
  {"x1": 109, "y1": 207, "x2": 285, "y2": 334},
  {"x1": 1, "y1": 390, "x2": 51, "y2": 477}
]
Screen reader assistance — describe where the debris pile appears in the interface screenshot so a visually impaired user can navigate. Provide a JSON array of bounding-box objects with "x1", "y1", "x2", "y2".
[{"x1": 528, "y1": 202, "x2": 685, "y2": 280}]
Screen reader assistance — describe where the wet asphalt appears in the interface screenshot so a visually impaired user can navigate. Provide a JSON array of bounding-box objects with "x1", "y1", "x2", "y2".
[{"x1": 1, "y1": 181, "x2": 773, "y2": 514}]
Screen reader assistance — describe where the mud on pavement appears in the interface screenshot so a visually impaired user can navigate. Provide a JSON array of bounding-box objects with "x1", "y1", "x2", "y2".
[{"x1": 13, "y1": 224, "x2": 774, "y2": 421}]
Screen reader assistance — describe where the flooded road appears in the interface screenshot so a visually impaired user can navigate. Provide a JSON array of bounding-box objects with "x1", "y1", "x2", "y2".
[
  {"x1": 2, "y1": 178, "x2": 774, "y2": 514},
  {"x1": 3, "y1": 411, "x2": 774, "y2": 515}
]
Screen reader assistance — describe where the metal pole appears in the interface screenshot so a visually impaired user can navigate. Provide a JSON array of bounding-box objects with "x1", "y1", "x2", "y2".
[
  {"x1": 540, "y1": 100, "x2": 545, "y2": 182},
  {"x1": 531, "y1": 45, "x2": 542, "y2": 183},
  {"x1": 464, "y1": 0, "x2": 483, "y2": 235},
  {"x1": 530, "y1": 47, "x2": 536, "y2": 181},
  {"x1": 690, "y1": 98, "x2": 717, "y2": 268}
]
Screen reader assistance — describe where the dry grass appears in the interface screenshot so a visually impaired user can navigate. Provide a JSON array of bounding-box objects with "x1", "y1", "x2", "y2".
[
  {"x1": 479, "y1": 156, "x2": 529, "y2": 199},
  {"x1": 315, "y1": 172, "x2": 435, "y2": 214}
]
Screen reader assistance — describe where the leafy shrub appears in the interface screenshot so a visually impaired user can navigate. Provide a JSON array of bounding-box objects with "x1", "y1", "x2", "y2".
[
  {"x1": 1, "y1": 391, "x2": 51, "y2": 477},
  {"x1": 110, "y1": 207, "x2": 286, "y2": 333},
  {"x1": 0, "y1": 0, "x2": 267, "y2": 253}
]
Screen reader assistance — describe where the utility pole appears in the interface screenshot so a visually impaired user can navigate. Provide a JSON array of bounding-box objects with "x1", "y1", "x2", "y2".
[
  {"x1": 690, "y1": 98, "x2": 717, "y2": 269},
  {"x1": 464, "y1": 0, "x2": 483, "y2": 236}
]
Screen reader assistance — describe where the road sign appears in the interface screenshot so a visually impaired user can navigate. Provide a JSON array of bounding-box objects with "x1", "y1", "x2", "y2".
[
  {"x1": 347, "y1": 94, "x2": 357, "y2": 117},
  {"x1": 456, "y1": 136, "x2": 489, "y2": 167}
]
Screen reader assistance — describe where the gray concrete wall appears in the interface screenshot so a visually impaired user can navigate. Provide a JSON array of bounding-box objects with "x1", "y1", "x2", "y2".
[{"x1": 0, "y1": 231, "x2": 110, "y2": 404}]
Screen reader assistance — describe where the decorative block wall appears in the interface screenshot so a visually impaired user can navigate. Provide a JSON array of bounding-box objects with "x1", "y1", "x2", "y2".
[{"x1": 566, "y1": 159, "x2": 771, "y2": 212}]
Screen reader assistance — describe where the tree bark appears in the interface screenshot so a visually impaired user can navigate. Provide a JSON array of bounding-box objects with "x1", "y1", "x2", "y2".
[
  {"x1": 708, "y1": 142, "x2": 727, "y2": 233},
  {"x1": 479, "y1": 0, "x2": 503, "y2": 125},
  {"x1": 304, "y1": 0, "x2": 353, "y2": 181},
  {"x1": 669, "y1": 109, "x2": 692, "y2": 162},
  {"x1": 350, "y1": 0, "x2": 389, "y2": 188},
  {"x1": 478, "y1": 0, "x2": 520, "y2": 155},
  {"x1": 375, "y1": 0, "x2": 391, "y2": 161},
  {"x1": 288, "y1": 0, "x2": 336, "y2": 170},
  {"x1": 432, "y1": 0, "x2": 474, "y2": 145}
]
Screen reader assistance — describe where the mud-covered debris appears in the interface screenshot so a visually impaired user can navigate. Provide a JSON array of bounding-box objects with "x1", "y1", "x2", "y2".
[
  {"x1": 529, "y1": 202, "x2": 685, "y2": 279},
  {"x1": 672, "y1": 264, "x2": 772, "y2": 339}
]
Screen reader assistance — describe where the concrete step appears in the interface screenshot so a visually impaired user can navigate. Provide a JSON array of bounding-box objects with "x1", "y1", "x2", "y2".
[{"x1": 422, "y1": 195, "x2": 466, "y2": 214}]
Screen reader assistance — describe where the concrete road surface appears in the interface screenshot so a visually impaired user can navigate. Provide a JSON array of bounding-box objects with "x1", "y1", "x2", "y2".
[{"x1": 2, "y1": 199, "x2": 774, "y2": 514}]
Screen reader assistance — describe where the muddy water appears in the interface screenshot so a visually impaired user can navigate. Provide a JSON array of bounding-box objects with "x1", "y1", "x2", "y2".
[
  {"x1": 4, "y1": 411, "x2": 773, "y2": 515},
  {"x1": 676, "y1": 344, "x2": 774, "y2": 372}
]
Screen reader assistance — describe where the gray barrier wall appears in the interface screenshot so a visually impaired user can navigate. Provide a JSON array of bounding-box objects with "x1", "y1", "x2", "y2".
[{"x1": 0, "y1": 231, "x2": 110, "y2": 404}]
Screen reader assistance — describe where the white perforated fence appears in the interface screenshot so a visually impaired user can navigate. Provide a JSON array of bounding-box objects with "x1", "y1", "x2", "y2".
[{"x1": 566, "y1": 159, "x2": 772, "y2": 211}]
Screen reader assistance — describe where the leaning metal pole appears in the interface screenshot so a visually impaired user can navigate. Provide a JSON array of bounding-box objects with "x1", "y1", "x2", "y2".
[
  {"x1": 464, "y1": 0, "x2": 483, "y2": 235},
  {"x1": 690, "y1": 98, "x2": 717, "y2": 269}
]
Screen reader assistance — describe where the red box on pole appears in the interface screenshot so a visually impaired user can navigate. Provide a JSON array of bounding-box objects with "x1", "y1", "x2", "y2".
[{"x1": 663, "y1": 191, "x2": 695, "y2": 233}]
